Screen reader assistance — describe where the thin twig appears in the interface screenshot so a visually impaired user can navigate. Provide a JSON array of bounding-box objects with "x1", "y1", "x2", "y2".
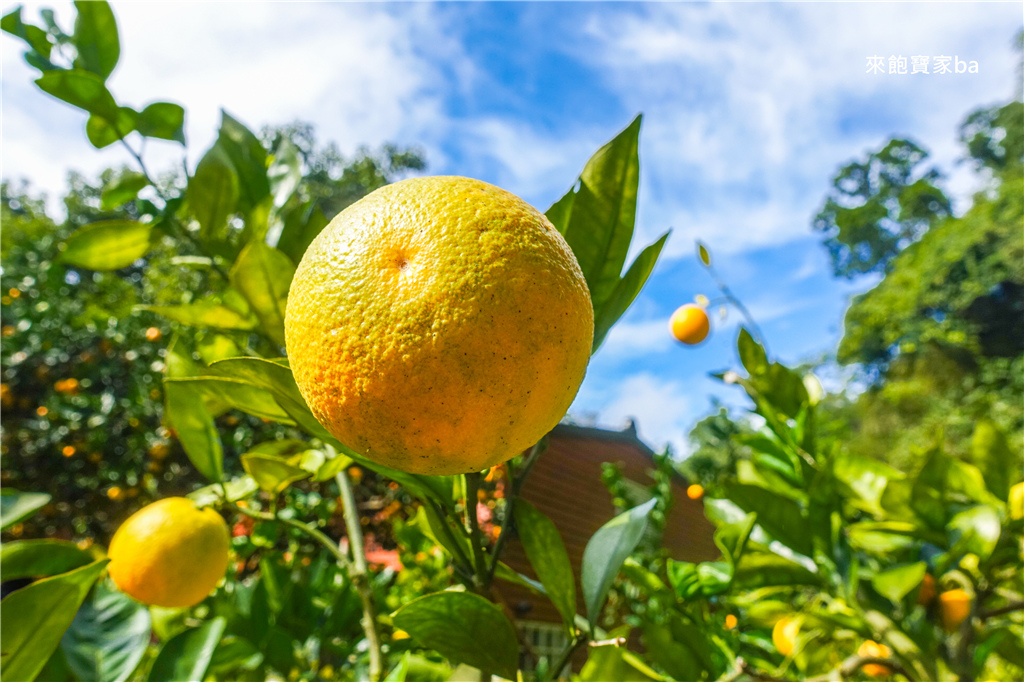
[
  {"x1": 703, "y1": 259, "x2": 770, "y2": 357},
  {"x1": 486, "y1": 437, "x2": 548, "y2": 582},
  {"x1": 227, "y1": 502, "x2": 349, "y2": 568},
  {"x1": 980, "y1": 600, "x2": 1024, "y2": 619},
  {"x1": 336, "y1": 471, "x2": 383, "y2": 682},
  {"x1": 464, "y1": 472, "x2": 488, "y2": 589},
  {"x1": 548, "y1": 634, "x2": 587, "y2": 681}
]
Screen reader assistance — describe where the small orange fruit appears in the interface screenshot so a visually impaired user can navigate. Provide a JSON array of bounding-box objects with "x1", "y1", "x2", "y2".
[
  {"x1": 917, "y1": 573, "x2": 936, "y2": 606},
  {"x1": 145, "y1": 327, "x2": 162, "y2": 342},
  {"x1": 857, "y1": 640, "x2": 892, "y2": 677},
  {"x1": 938, "y1": 589, "x2": 971, "y2": 632},
  {"x1": 285, "y1": 176, "x2": 593, "y2": 475},
  {"x1": 725, "y1": 614, "x2": 738, "y2": 630},
  {"x1": 108, "y1": 497, "x2": 230, "y2": 608},
  {"x1": 687, "y1": 483, "x2": 704, "y2": 500},
  {"x1": 670, "y1": 304, "x2": 710, "y2": 345},
  {"x1": 772, "y1": 615, "x2": 801, "y2": 657}
]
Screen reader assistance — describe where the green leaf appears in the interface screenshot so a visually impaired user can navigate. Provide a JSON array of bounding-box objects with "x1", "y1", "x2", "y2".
[
  {"x1": 60, "y1": 220, "x2": 153, "y2": 271},
  {"x1": 276, "y1": 202, "x2": 329, "y2": 264},
  {"x1": 188, "y1": 143, "x2": 239, "y2": 241},
  {"x1": 581, "y1": 498, "x2": 657, "y2": 623},
  {"x1": 2, "y1": 7, "x2": 56, "y2": 68},
  {"x1": 0, "y1": 489, "x2": 51, "y2": 529},
  {"x1": 971, "y1": 420, "x2": 1014, "y2": 501},
  {"x1": 733, "y1": 552, "x2": 820, "y2": 589},
  {"x1": 216, "y1": 111, "x2": 269, "y2": 212},
  {"x1": 642, "y1": 617, "x2": 712, "y2": 681},
  {"x1": 36, "y1": 69, "x2": 118, "y2": 120},
  {"x1": 871, "y1": 562, "x2": 927, "y2": 604},
  {"x1": 188, "y1": 476, "x2": 259, "y2": 508},
  {"x1": 136, "y1": 102, "x2": 185, "y2": 144},
  {"x1": 241, "y1": 453, "x2": 310, "y2": 493},
  {"x1": 514, "y1": 500, "x2": 577, "y2": 633},
  {"x1": 229, "y1": 241, "x2": 294, "y2": 347},
  {"x1": 100, "y1": 173, "x2": 149, "y2": 210},
  {"x1": 164, "y1": 382, "x2": 223, "y2": 482},
  {"x1": 911, "y1": 446, "x2": 949, "y2": 529},
  {"x1": 697, "y1": 241, "x2": 711, "y2": 267},
  {"x1": 722, "y1": 483, "x2": 812, "y2": 557},
  {"x1": 72, "y1": 1, "x2": 118, "y2": 79},
  {"x1": 579, "y1": 628, "x2": 664, "y2": 681},
  {"x1": 146, "y1": 617, "x2": 226, "y2": 682},
  {"x1": 311, "y1": 451, "x2": 354, "y2": 482},
  {"x1": 139, "y1": 301, "x2": 258, "y2": 332},
  {"x1": 164, "y1": 376, "x2": 294, "y2": 424},
  {"x1": 268, "y1": 137, "x2": 302, "y2": 208},
  {"x1": 383, "y1": 652, "x2": 411, "y2": 682},
  {"x1": 592, "y1": 231, "x2": 668, "y2": 352},
  {"x1": 738, "y1": 327, "x2": 769, "y2": 376},
  {"x1": 208, "y1": 635, "x2": 263, "y2": 674},
  {"x1": 60, "y1": 580, "x2": 150, "y2": 682},
  {"x1": 555, "y1": 115, "x2": 641, "y2": 311},
  {"x1": 1, "y1": 540, "x2": 92, "y2": 580},
  {"x1": 86, "y1": 107, "x2": 137, "y2": 149},
  {"x1": 833, "y1": 452, "x2": 902, "y2": 516},
  {"x1": 947, "y1": 504, "x2": 1001, "y2": 561},
  {"x1": 0, "y1": 559, "x2": 109, "y2": 682},
  {"x1": 391, "y1": 592, "x2": 518, "y2": 680}
]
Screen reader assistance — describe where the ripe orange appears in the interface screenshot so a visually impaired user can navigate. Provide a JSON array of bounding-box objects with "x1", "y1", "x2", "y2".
[
  {"x1": 939, "y1": 589, "x2": 971, "y2": 632},
  {"x1": 686, "y1": 483, "x2": 704, "y2": 500},
  {"x1": 772, "y1": 615, "x2": 800, "y2": 657},
  {"x1": 108, "y1": 497, "x2": 229, "y2": 608},
  {"x1": 917, "y1": 573, "x2": 936, "y2": 606},
  {"x1": 724, "y1": 614, "x2": 738, "y2": 630},
  {"x1": 285, "y1": 176, "x2": 593, "y2": 475},
  {"x1": 670, "y1": 304, "x2": 710, "y2": 345},
  {"x1": 857, "y1": 640, "x2": 892, "y2": 677}
]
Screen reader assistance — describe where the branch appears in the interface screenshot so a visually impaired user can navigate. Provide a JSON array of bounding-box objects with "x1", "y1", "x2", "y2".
[
  {"x1": 464, "y1": 472, "x2": 488, "y2": 589},
  {"x1": 486, "y1": 437, "x2": 548, "y2": 582},
  {"x1": 548, "y1": 634, "x2": 587, "y2": 681},
  {"x1": 806, "y1": 654, "x2": 916, "y2": 682},
  {"x1": 980, "y1": 600, "x2": 1024, "y2": 620},
  {"x1": 336, "y1": 471, "x2": 383, "y2": 682}
]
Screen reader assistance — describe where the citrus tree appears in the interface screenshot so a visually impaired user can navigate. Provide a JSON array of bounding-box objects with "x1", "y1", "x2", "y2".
[{"x1": 2, "y1": 3, "x2": 671, "y2": 681}]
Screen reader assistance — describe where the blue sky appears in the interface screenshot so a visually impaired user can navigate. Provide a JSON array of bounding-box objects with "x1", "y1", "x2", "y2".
[{"x1": 2, "y1": 2, "x2": 1021, "y2": 455}]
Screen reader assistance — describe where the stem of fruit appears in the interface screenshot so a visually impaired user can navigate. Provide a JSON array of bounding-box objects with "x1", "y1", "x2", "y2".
[
  {"x1": 702, "y1": 261, "x2": 770, "y2": 356},
  {"x1": 548, "y1": 635, "x2": 586, "y2": 681},
  {"x1": 463, "y1": 472, "x2": 488, "y2": 589},
  {"x1": 485, "y1": 437, "x2": 548, "y2": 583},
  {"x1": 336, "y1": 471, "x2": 383, "y2": 682}
]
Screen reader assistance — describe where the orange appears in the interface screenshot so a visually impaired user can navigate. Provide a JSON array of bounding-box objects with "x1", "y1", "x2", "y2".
[
  {"x1": 939, "y1": 589, "x2": 971, "y2": 632},
  {"x1": 724, "y1": 614, "x2": 737, "y2": 630},
  {"x1": 857, "y1": 640, "x2": 892, "y2": 677},
  {"x1": 108, "y1": 497, "x2": 229, "y2": 608},
  {"x1": 772, "y1": 615, "x2": 801, "y2": 657},
  {"x1": 686, "y1": 483, "x2": 704, "y2": 500},
  {"x1": 917, "y1": 573, "x2": 936, "y2": 606},
  {"x1": 670, "y1": 304, "x2": 710, "y2": 345},
  {"x1": 285, "y1": 176, "x2": 593, "y2": 475}
]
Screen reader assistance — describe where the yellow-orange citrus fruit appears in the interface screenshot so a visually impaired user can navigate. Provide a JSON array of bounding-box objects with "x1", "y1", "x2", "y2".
[
  {"x1": 108, "y1": 497, "x2": 229, "y2": 608},
  {"x1": 939, "y1": 589, "x2": 971, "y2": 632},
  {"x1": 917, "y1": 572, "x2": 936, "y2": 606},
  {"x1": 285, "y1": 176, "x2": 593, "y2": 475},
  {"x1": 857, "y1": 640, "x2": 892, "y2": 677},
  {"x1": 1010, "y1": 481, "x2": 1024, "y2": 520},
  {"x1": 772, "y1": 615, "x2": 800, "y2": 657},
  {"x1": 687, "y1": 483, "x2": 704, "y2": 500},
  {"x1": 670, "y1": 304, "x2": 710, "y2": 345},
  {"x1": 724, "y1": 614, "x2": 738, "y2": 630}
]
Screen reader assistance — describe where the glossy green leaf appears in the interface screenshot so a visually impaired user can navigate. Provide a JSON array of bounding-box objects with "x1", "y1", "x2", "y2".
[
  {"x1": 1, "y1": 489, "x2": 51, "y2": 529},
  {"x1": 61, "y1": 581, "x2": 150, "y2": 682},
  {"x1": 514, "y1": 500, "x2": 577, "y2": 633},
  {"x1": 871, "y1": 562, "x2": 927, "y2": 604},
  {"x1": 208, "y1": 635, "x2": 263, "y2": 674},
  {"x1": 2, "y1": 7, "x2": 54, "y2": 63},
  {"x1": 72, "y1": 1, "x2": 118, "y2": 79},
  {"x1": 383, "y1": 652, "x2": 410, "y2": 682},
  {"x1": 833, "y1": 452, "x2": 902, "y2": 516},
  {"x1": 164, "y1": 382, "x2": 223, "y2": 482},
  {"x1": 946, "y1": 504, "x2": 1001, "y2": 560},
  {"x1": 276, "y1": 202, "x2": 329, "y2": 264},
  {"x1": 147, "y1": 617, "x2": 226, "y2": 682},
  {"x1": 392, "y1": 591, "x2": 518, "y2": 680},
  {"x1": 100, "y1": 173, "x2": 148, "y2": 210},
  {"x1": 713, "y1": 512, "x2": 757, "y2": 567},
  {"x1": 216, "y1": 111, "x2": 269, "y2": 212},
  {"x1": 136, "y1": 102, "x2": 185, "y2": 144},
  {"x1": 642, "y1": 617, "x2": 712, "y2": 681},
  {"x1": 241, "y1": 453, "x2": 310, "y2": 493},
  {"x1": 60, "y1": 220, "x2": 152, "y2": 271},
  {"x1": 189, "y1": 143, "x2": 239, "y2": 240},
  {"x1": 738, "y1": 327, "x2": 769, "y2": 376},
  {"x1": 733, "y1": 552, "x2": 820, "y2": 589},
  {"x1": 592, "y1": 231, "x2": 668, "y2": 352},
  {"x1": 139, "y1": 301, "x2": 258, "y2": 332},
  {"x1": 188, "y1": 476, "x2": 259, "y2": 508},
  {"x1": 311, "y1": 451, "x2": 354, "y2": 482},
  {"x1": 86, "y1": 107, "x2": 137, "y2": 148},
  {"x1": 553, "y1": 115, "x2": 641, "y2": 311},
  {"x1": 164, "y1": 376, "x2": 293, "y2": 423},
  {"x1": 0, "y1": 559, "x2": 109, "y2": 682},
  {"x1": 1, "y1": 540, "x2": 92, "y2": 580},
  {"x1": 36, "y1": 69, "x2": 118, "y2": 120},
  {"x1": 582, "y1": 498, "x2": 657, "y2": 622},
  {"x1": 229, "y1": 241, "x2": 294, "y2": 347},
  {"x1": 722, "y1": 482, "x2": 812, "y2": 557}
]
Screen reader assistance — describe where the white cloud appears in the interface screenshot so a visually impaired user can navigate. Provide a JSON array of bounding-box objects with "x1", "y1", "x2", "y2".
[{"x1": 592, "y1": 372, "x2": 694, "y2": 455}]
